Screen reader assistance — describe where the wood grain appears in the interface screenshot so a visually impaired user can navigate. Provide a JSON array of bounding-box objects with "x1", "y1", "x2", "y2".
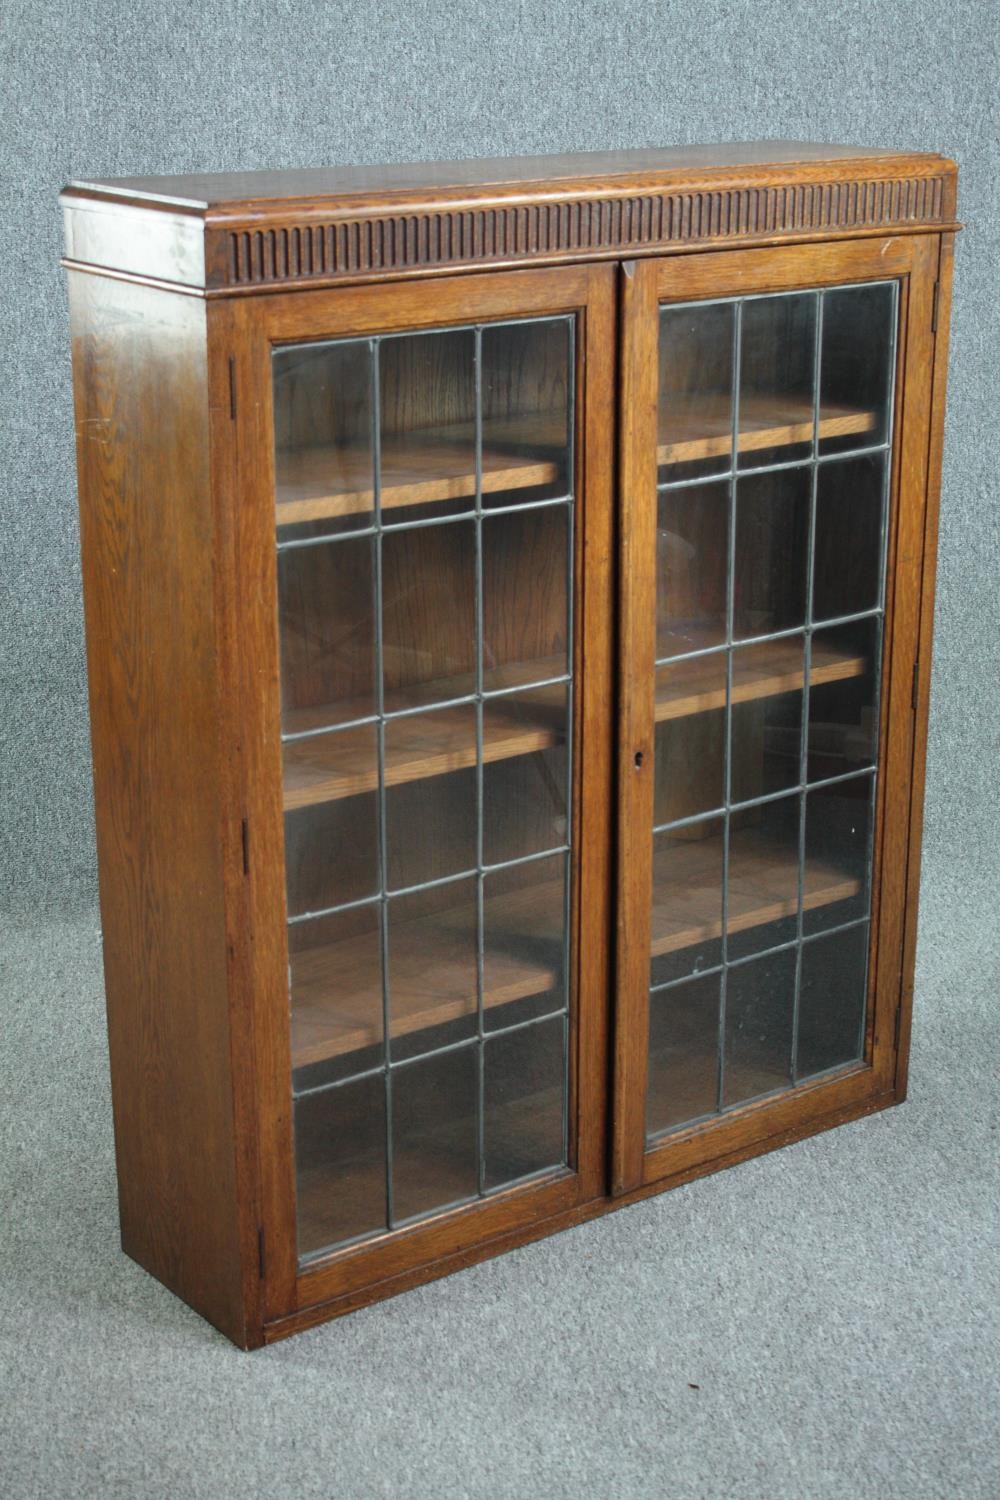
[{"x1": 68, "y1": 272, "x2": 250, "y2": 1346}]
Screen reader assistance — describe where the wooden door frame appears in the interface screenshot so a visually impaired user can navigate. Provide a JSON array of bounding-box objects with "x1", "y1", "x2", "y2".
[
  {"x1": 213, "y1": 263, "x2": 617, "y2": 1328},
  {"x1": 612, "y1": 234, "x2": 944, "y2": 1195}
]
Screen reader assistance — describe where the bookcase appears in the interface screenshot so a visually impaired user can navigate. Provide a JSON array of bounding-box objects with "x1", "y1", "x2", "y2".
[{"x1": 62, "y1": 142, "x2": 958, "y2": 1345}]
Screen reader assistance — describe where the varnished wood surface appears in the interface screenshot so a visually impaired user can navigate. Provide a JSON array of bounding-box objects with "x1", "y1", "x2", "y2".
[
  {"x1": 69, "y1": 273, "x2": 250, "y2": 1345},
  {"x1": 61, "y1": 145, "x2": 958, "y2": 299},
  {"x1": 659, "y1": 394, "x2": 874, "y2": 464},
  {"x1": 68, "y1": 143, "x2": 926, "y2": 209}
]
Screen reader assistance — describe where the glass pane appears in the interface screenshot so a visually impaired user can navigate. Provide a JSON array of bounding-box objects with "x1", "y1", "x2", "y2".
[
  {"x1": 382, "y1": 520, "x2": 476, "y2": 706},
  {"x1": 658, "y1": 301, "x2": 735, "y2": 483},
  {"x1": 797, "y1": 922, "x2": 870, "y2": 1078},
  {"x1": 484, "y1": 1015, "x2": 566, "y2": 1190},
  {"x1": 380, "y1": 329, "x2": 476, "y2": 525},
  {"x1": 273, "y1": 339, "x2": 374, "y2": 544},
  {"x1": 483, "y1": 852, "x2": 567, "y2": 1032},
  {"x1": 290, "y1": 904, "x2": 382, "y2": 1083},
  {"x1": 284, "y1": 796, "x2": 378, "y2": 919},
  {"x1": 727, "y1": 793, "x2": 800, "y2": 962},
  {"x1": 819, "y1": 283, "x2": 896, "y2": 455},
  {"x1": 738, "y1": 292, "x2": 817, "y2": 468},
  {"x1": 813, "y1": 452, "x2": 887, "y2": 621},
  {"x1": 388, "y1": 878, "x2": 478, "y2": 1061},
  {"x1": 647, "y1": 972, "x2": 721, "y2": 1138},
  {"x1": 656, "y1": 480, "x2": 729, "y2": 658},
  {"x1": 274, "y1": 318, "x2": 577, "y2": 1259},
  {"x1": 803, "y1": 773, "x2": 874, "y2": 938},
  {"x1": 733, "y1": 466, "x2": 810, "y2": 639},
  {"x1": 807, "y1": 617, "x2": 880, "y2": 783},
  {"x1": 482, "y1": 318, "x2": 572, "y2": 507},
  {"x1": 723, "y1": 946, "x2": 797, "y2": 1107},
  {"x1": 482, "y1": 506, "x2": 569, "y2": 684},
  {"x1": 654, "y1": 661, "x2": 726, "y2": 827},
  {"x1": 295, "y1": 1075, "x2": 386, "y2": 1258},
  {"x1": 278, "y1": 537, "x2": 375, "y2": 732},
  {"x1": 384, "y1": 708, "x2": 477, "y2": 890},
  {"x1": 645, "y1": 279, "x2": 895, "y2": 1148},
  {"x1": 391, "y1": 1045, "x2": 479, "y2": 1222},
  {"x1": 483, "y1": 686, "x2": 569, "y2": 865},
  {"x1": 730, "y1": 637, "x2": 804, "y2": 805},
  {"x1": 651, "y1": 816, "x2": 723, "y2": 989}
]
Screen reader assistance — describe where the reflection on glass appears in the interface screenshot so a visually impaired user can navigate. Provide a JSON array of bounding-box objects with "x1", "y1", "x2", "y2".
[
  {"x1": 483, "y1": 853, "x2": 566, "y2": 1032},
  {"x1": 380, "y1": 329, "x2": 476, "y2": 524},
  {"x1": 273, "y1": 338, "x2": 374, "y2": 544},
  {"x1": 484, "y1": 1015, "x2": 565, "y2": 1189},
  {"x1": 733, "y1": 467, "x2": 810, "y2": 639},
  {"x1": 382, "y1": 521, "x2": 476, "y2": 705},
  {"x1": 654, "y1": 680, "x2": 725, "y2": 827},
  {"x1": 658, "y1": 301, "x2": 735, "y2": 483},
  {"x1": 656, "y1": 481, "x2": 729, "y2": 658},
  {"x1": 278, "y1": 537, "x2": 376, "y2": 732},
  {"x1": 803, "y1": 774, "x2": 874, "y2": 937},
  {"x1": 482, "y1": 687, "x2": 568, "y2": 866},
  {"x1": 284, "y1": 796, "x2": 378, "y2": 919},
  {"x1": 645, "y1": 280, "x2": 895, "y2": 1147},
  {"x1": 482, "y1": 318, "x2": 571, "y2": 507},
  {"x1": 797, "y1": 923, "x2": 869, "y2": 1077},
  {"x1": 727, "y1": 794, "x2": 800, "y2": 962},
  {"x1": 723, "y1": 946, "x2": 796, "y2": 1106},
  {"x1": 738, "y1": 292, "x2": 817, "y2": 469},
  {"x1": 650, "y1": 817, "x2": 723, "y2": 989},
  {"x1": 813, "y1": 453, "x2": 887, "y2": 621},
  {"x1": 289, "y1": 904, "x2": 382, "y2": 1083},
  {"x1": 392, "y1": 1045, "x2": 479, "y2": 1222},
  {"x1": 482, "y1": 506, "x2": 569, "y2": 682},
  {"x1": 808, "y1": 618, "x2": 880, "y2": 783},
  {"x1": 819, "y1": 283, "x2": 896, "y2": 455},
  {"x1": 388, "y1": 878, "x2": 478, "y2": 1060},
  {"x1": 295, "y1": 1075, "x2": 386, "y2": 1257},
  {"x1": 274, "y1": 316, "x2": 576, "y2": 1260},
  {"x1": 730, "y1": 637, "x2": 804, "y2": 805},
  {"x1": 647, "y1": 972, "x2": 721, "y2": 1137}
]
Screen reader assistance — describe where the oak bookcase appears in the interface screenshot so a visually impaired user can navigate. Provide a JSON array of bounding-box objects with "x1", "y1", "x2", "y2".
[{"x1": 62, "y1": 142, "x2": 958, "y2": 1346}]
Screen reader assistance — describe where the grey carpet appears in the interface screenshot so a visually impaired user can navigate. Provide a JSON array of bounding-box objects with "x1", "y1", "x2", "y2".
[{"x1": 1, "y1": 849, "x2": 997, "y2": 1500}]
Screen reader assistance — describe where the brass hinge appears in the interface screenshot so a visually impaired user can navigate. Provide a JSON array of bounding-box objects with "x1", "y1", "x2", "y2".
[
  {"x1": 257, "y1": 1226, "x2": 266, "y2": 1279},
  {"x1": 931, "y1": 281, "x2": 940, "y2": 335},
  {"x1": 911, "y1": 659, "x2": 920, "y2": 713},
  {"x1": 228, "y1": 355, "x2": 238, "y2": 420}
]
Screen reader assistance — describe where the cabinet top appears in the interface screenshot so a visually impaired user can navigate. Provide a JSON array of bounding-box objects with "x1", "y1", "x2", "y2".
[{"x1": 61, "y1": 142, "x2": 958, "y2": 296}]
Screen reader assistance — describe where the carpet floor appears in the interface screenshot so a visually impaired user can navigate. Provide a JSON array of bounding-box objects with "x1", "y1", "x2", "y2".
[{"x1": 1, "y1": 850, "x2": 997, "y2": 1500}]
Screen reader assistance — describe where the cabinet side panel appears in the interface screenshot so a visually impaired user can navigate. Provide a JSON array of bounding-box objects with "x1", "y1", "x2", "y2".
[{"x1": 68, "y1": 272, "x2": 248, "y2": 1343}]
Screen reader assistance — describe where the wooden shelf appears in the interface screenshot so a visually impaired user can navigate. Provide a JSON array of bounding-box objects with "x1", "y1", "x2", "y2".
[
  {"x1": 657, "y1": 636, "x2": 866, "y2": 722},
  {"x1": 651, "y1": 825, "x2": 858, "y2": 957},
  {"x1": 291, "y1": 875, "x2": 565, "y2": 1068},
  {"x1": 658, "y1": 394, "x2": 875, "y2": 467},
  {"x1": 290, "y1": 829, "x2": 858, "y2": 1070},
  {"x1": 275, "y1": 397, "x2": 874, "y2": 529},
  {"x1": 283, "y1": 640, "x2": 865, "y2": 811},
  {"x1": 276, "y1": 413, "x2": 565, "y2": 526},
  {"x1": 282, "y1": 656, "x2": 566, "y2": 811}
]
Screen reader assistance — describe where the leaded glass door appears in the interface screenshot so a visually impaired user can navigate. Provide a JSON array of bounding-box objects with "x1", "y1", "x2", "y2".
[
  {"x1": 238, "y1": 266, "x2": 614, "y2": 1310},
  {"x1": 613, "y1": 240, "x2": 935, "y2": 1195}
]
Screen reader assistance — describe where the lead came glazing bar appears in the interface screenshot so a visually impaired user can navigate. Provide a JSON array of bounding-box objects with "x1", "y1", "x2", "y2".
[{"x1": 648, "y1": 277, "x2": 899, "y2": 1143}]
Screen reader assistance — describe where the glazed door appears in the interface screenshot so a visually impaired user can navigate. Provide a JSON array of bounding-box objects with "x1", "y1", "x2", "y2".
[
  {"x1": 228, "y1": 265, "x2": 614, "y2": 1320},
  {"x1": 613, "y1": 237, "x2": 940, "y2": 1194}
]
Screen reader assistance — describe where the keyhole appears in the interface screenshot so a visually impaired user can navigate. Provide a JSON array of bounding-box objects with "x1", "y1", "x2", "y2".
[{"x1": 634, "y1": 750, "x2": 644, "y2": 769}]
